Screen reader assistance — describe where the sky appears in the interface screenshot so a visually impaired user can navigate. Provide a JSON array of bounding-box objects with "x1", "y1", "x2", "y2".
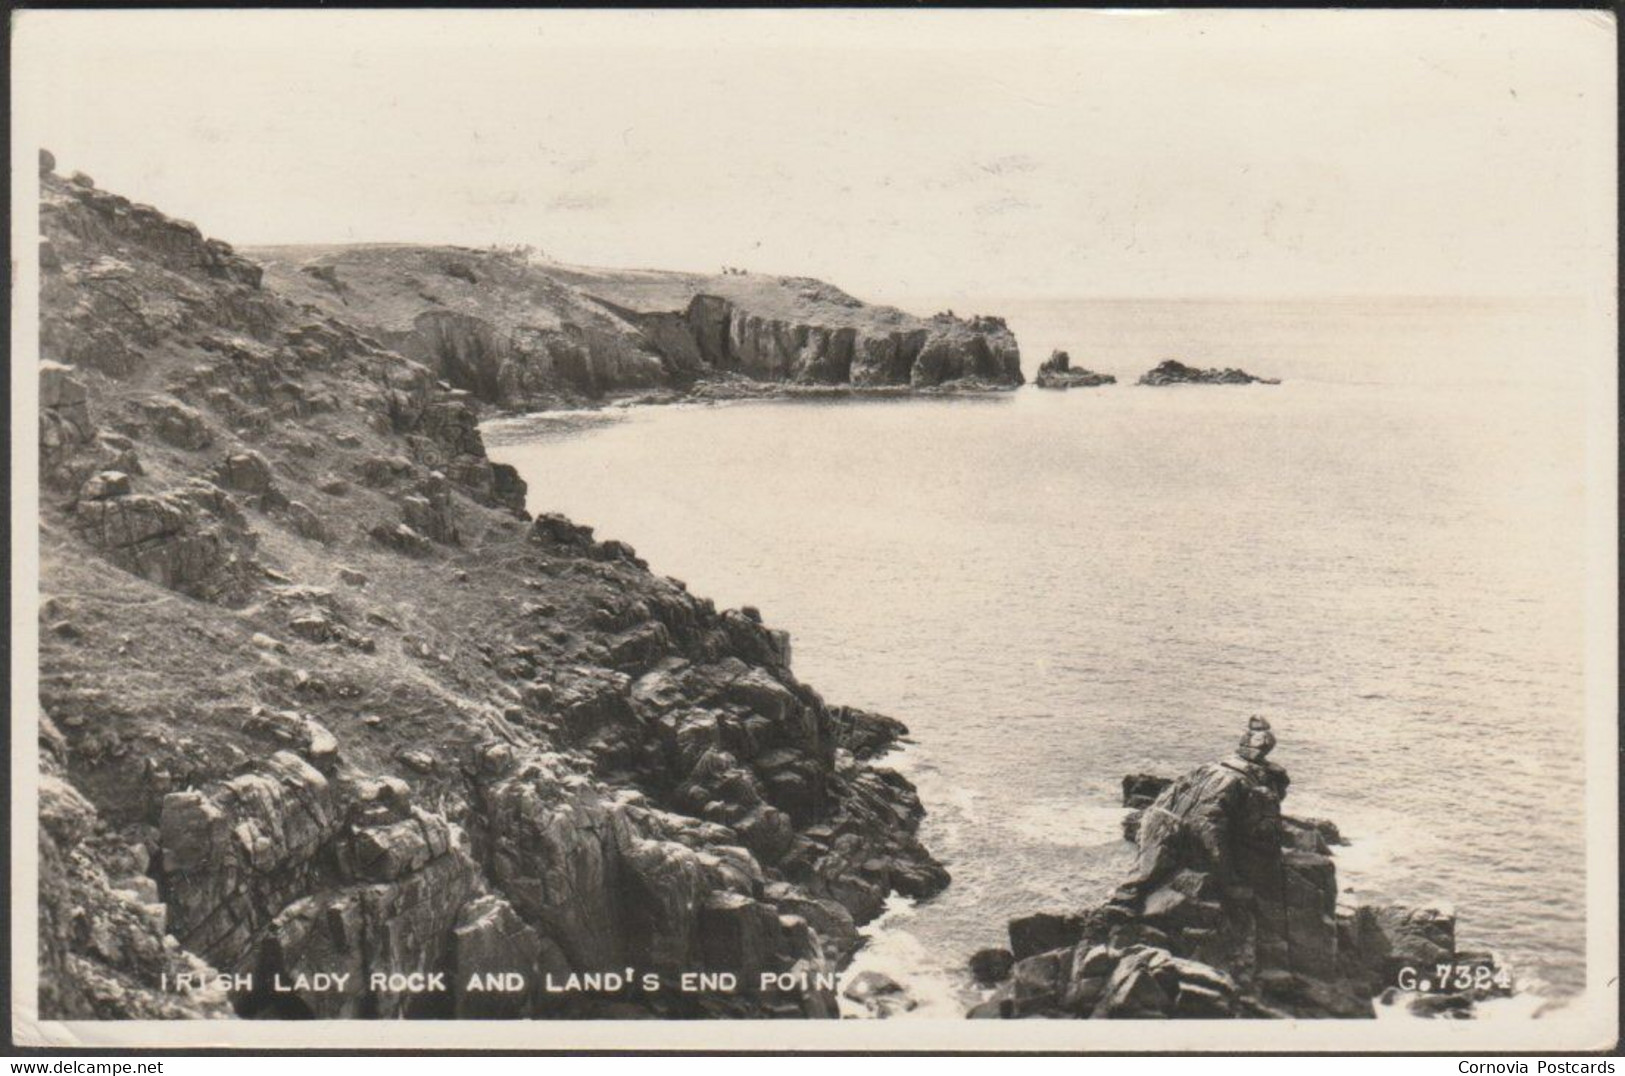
[{"x1": 12, "y1": 9, "x2": 1618, "y2": 306}]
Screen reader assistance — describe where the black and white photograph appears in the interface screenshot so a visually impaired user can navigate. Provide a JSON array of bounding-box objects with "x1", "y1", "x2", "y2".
[{"x1": 7, "y1": 7, "x2": 1618, "y2": 1054}]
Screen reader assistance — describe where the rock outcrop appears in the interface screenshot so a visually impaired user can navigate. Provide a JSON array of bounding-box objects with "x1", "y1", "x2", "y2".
[
  {"x1": 599, "y1": 294, "x2": 1023, "y2": 393},
  {"x1": 969, "y1": 719, "x2": 1506, "y2": 1019},
  {"x1": 35, "y1": 155, "x2": 946, "y2": 1022},
  {"x1": 1034, "y1": 351, "x2": 1115, "y2": 389},
  {"x1": 248, "y1": 247, "x2": 1024, "y2": 410},
  {"x1": 1137, "y1": 359, "x2": 1280, "y2": 386}
]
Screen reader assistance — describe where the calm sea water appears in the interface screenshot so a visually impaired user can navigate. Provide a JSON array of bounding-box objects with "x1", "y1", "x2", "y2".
[{"x1": 487, "y1": 298, "x2": 1606, "y2": 1014}]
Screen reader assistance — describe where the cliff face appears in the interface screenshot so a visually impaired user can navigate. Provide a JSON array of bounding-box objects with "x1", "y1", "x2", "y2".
[
  {"x1": 35, "y1": 161, "x2": 946, "y2": 1021},
  {"x1": 971, "y1": 719, "x2": 1505, "y2": 1020},
  {"x1": 589, "y1": 291, "x2": 1022, "y2": 392},
  {"x1": 249, "y1": 246, "x2": 1023, "y2": 410}
]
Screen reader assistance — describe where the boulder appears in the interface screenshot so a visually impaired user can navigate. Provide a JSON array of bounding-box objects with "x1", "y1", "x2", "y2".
[
  {"x1": 698, "y1": 891, "x2": 781, "y2": 984},
  {"x1": 449, "y1": 895, "x2": 553, "y2": 1019},
  {"x1": 842, "y1": 969, "x2": 916, "y2": 1017},
  {"x1": 969, "y1": 947, "x2": 1015, "y2": 985},
  {"x1": 286, "y1": 501, "x2": 329, "y2": 542},
  {"x1": 79, "y1": 470, "x2": 131, "y2": 501},
  {"x1": 1092, "y1": 948, "x2": 1172, "y2": 1018},
  {"x1": 38, "y1": 774, "x2": 97, "y2": 847},
  {"x1": 1122, "y1": 773, "x2": 1173, "y2": 809},
  {"x1": 764, "y1": 884, "x2": 861, "y2": 962},
  {"x1": 1010, "y1": 946, "x2": 1074, "y2": 1008},
  {"x1": 72, "y1": 490, "x2": 250, "y2": 600},
  {"x1": 213, "y1": 450, "x2": 285, "y2": 509},
  {"x1": 158, "y1": 752, "x2": 339, "y2": 967},
  {"x1": 842, "y1": 969, "x2": 903, "y2": 1001},
  {"x1": 1009, "y1": 910, "x2": 1089, "y2": 960},
  {"x1": 1340, "y1": 904, "x2": 1457, "y2": 989},
  {"x1": 40, "y1": 363, "x2": 95, "y2": 479},
  {"x1": 371, "y1": 522, "x2": 433, "y2": 557},
  {"x1": 139, "y1": 399, "x2": 213, "y2": 450},
  {"x1": 359, "y1": 455, "x2": 415, "y2": 487}
]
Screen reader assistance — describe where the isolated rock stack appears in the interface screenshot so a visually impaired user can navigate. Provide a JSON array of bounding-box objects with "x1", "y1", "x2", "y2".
[
  {"x1": 1033, "y1": 350, "x2": 1115, "y2": 389},
  {"x1": 970, "y1": 718, "x2": 1506, "y2": 1019}
]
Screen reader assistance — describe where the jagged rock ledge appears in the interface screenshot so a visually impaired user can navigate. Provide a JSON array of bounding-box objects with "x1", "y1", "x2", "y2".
[
  {"x1": 1034, "y1": 351, "x2": 1115, "y2": 389},
  {"x1": 1138, "y1": 359, "x2": 1280, "y2": 386},
  {"x1": 36, "y1": 154, "x2": 949, "y2": 1021},
  {"x1": 966, "y1": 718, "x2": 1508, "y2": 1019}
]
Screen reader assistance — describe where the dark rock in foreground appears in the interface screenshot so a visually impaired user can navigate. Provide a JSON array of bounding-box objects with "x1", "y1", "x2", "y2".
[
  {"x1": 842, "y1": 969, "x2": 917, "y2": 1017},
  {"x1": 969, "y1": 947, "x2": 1015, "y2": 985},
  {"x1": 971, "y1": 718, "x2": 1507, "y2": 1019},
  {"x1": 1138, "y1": 359, "x2": 1280, "y2": 386},
  {"x1": 1119, "y1": 773, "x2": 1175, "y2": 842},
  {"x1": 1034, "y1": 351, "x2": 1115, "y2": 389}
]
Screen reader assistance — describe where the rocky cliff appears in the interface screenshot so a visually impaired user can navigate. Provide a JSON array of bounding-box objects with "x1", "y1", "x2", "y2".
[
  {"x1": 34, "y1": 154, "x2": 947, "y2": 1021},
  {"x1": 967, "y1": 719, "x2": 1507, "y2": 1019},
  {"x1": 248, "y1": 247, "x2": 1024, "y2": 412}
]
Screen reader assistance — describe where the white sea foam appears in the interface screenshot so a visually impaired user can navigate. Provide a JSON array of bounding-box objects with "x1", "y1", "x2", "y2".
[
  {"x1": 1002, "y1": 800, "x2": 1133, "y2": 848},
  {"x1": 837, "y1": 896, "x2": 966, "y2": 1019}
]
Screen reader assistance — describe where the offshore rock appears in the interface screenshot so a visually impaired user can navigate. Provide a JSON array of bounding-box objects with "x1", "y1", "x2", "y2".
[
  {"x1": 1138, "y1": 359, "x2": 1280, "y2": 386},
  {"x1": 1034, "y1": 350, "x2": 1115, "y2": 389}
]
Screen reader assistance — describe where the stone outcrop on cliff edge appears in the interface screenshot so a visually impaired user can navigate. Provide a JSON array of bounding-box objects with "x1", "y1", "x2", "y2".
[
  {"x1": 968, "y1": 719, "x2": 1508, "y2": 1019},
  {"x1": 1138, "y1": 359, "x2": 1280, "y2": 386},
  {"x1": 247, "y1": 246, "x2": 1024, "y2": 411},
  {"x1": 34, "y1": 156, "x2": 946, "y2": 1021},
  {"x1": 589, "y1": 289, "x2": 1023, "y2": 393}
]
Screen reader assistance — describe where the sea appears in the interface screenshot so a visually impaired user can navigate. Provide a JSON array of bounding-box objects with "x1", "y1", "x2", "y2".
[{"x1": 485, "y1": 296, "x2": 1611, "y2": 1017}]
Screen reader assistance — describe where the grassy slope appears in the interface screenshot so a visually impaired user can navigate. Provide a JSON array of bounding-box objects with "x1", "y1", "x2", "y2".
[{"x1": 250, "y1": 245, "x2": 948, "y2": 338}]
